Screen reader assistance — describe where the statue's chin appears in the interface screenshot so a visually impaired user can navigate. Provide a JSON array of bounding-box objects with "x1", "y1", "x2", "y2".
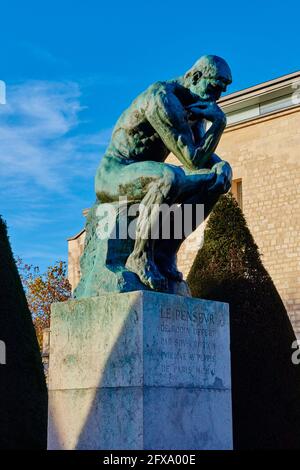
[
  {"x1": 207, "y1": 90, "x2": 222, "y2": 101},
  {"x1": 193, "y1": 86, "x2": 221, "y2": 102}
]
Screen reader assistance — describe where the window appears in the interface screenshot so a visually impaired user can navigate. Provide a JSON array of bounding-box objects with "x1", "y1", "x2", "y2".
[
  {"x1": 226, "y1": 105, "x2": 259, "y2": 125},
  {"x1": 259, "y1": 93, "x2": 295, "y2": 115},
  {"x1": 231, "y1": 179, "x2": 243, "y2": 210}
]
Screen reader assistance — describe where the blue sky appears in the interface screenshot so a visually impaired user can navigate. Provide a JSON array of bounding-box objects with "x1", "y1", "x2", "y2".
[{"x1": 0, "y1": 0, "x2": 300, "y2": 272}]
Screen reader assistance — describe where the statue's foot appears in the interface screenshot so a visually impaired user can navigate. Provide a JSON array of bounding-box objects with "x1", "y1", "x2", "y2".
[
  {"x1": 125, "y1": 253, "x2": 168, "y2": 291},
  {"x1": 155, "y1": 253, "x2": 183, "y2": 282}
]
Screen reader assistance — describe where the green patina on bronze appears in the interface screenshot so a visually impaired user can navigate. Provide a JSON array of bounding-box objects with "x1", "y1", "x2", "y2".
[{"x1": 75, "y1": 55, "x2": 233, "y2": 298}]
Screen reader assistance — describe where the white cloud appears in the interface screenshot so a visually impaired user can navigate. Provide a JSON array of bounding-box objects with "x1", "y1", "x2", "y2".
[
  {"x1": 0, "y1": 80, "x2": 111, "y2": 197},
  {"x1": 0, "y1": 79, "x2": 113, "y2": 270}
]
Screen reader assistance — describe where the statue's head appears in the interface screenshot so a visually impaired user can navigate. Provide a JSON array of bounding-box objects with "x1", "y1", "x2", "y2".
[{"x1": 184, "y1": 55, "x2": 232, "y2": 101}]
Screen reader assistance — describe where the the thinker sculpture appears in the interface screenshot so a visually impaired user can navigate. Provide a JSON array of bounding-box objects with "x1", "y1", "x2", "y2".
[{"x1": 75, "y1": 55, "x2": 232, "y2": 298}]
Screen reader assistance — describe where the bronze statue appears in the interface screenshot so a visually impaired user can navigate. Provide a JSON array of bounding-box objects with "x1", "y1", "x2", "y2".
[{"x1": 75, "y1": 55, "x2": 232, "y2": 298}]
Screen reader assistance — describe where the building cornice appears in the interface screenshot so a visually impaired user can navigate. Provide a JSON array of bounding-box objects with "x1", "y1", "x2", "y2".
[
  {"x1": 223, "y1": 104, "x2": 300, "y2": 133},
  {"x1": 219, "y1": 70, "x2": 300, "y2": 108}
]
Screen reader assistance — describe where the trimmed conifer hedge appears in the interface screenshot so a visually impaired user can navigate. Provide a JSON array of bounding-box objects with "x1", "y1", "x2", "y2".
[
  {"x1": 187, "y1": 194, "x2": 300, "y2": 449},
  {"x1": 0, "y1": 216, "x2": 47, "y2": 449}
]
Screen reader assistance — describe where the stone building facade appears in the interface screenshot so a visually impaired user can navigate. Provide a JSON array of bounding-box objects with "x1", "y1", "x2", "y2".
[{"x1": 68, "y1": 71, "x2": 300, "y2": 336}]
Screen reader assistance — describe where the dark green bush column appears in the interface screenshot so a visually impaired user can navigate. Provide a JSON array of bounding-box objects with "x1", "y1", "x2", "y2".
[
  {"x1": 0, "y1": 217, "x2": 47, "y2": 449},
  {"x1": 187, "y1": 194, "x2": 300, "y2": 449}
]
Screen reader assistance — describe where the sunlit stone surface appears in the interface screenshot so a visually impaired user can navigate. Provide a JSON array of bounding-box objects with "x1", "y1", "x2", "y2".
[{"x1": 47, "y1": 291, "x2": 232, "y2": 450}]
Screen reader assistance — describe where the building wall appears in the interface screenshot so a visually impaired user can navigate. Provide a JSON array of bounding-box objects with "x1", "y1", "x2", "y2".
[
  {"x1": 68, "y1": 107, "x2": 300, "y2": 337},
  {"x1": 219, "y1": 108, "x2": 300, "y2": 334},
  {"x1": 68, "y1": 231, "x2": 85, "y2": 291}
]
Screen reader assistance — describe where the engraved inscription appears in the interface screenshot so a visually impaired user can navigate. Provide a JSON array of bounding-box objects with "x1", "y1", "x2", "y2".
[{"x1": 152, "y1": 305, "x2": 219, "y2": 384}]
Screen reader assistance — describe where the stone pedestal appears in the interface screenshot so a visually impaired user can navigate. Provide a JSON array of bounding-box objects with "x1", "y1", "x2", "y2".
[{"x1": 47, "y1": 291, "x2": 232, "y2": 450}]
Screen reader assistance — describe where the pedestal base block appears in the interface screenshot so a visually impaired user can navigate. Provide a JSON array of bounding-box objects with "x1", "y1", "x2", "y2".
[{"x1": 48, "y1": 291, "x2": 232, "y2": 450}]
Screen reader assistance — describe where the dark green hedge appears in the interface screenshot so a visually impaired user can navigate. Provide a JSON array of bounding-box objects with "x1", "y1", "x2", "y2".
[
  {"x1": 187, "y1": 194, "x2": 300, "y2": 449},
  {"x1": 0, "y1": 216, "x2": 47, "y2": 449}
]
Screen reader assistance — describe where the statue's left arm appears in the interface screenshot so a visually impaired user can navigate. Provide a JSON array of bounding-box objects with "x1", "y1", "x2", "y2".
[
  {"x1": 145, "y1": 86, "x2": 226, "y2": 170},
  {"x1": 191, "y1": 120, "x2": 222, "y2": 167},
  {"x1": 190, "y1": 115, "x2": 232, "y2": 192}
]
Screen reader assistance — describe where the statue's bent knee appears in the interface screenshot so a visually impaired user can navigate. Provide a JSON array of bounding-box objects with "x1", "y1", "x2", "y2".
[{"x1": 159, "y1": 167, "x2": 183, "y2": 199}]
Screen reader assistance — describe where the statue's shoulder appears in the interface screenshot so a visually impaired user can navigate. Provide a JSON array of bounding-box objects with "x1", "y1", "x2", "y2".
[
  {"x1": 127, "y1": 82, "x2": 169, "y2": 110},
  {"x1": 146, "y1": 81, "x2": 172, "y2": 96}
]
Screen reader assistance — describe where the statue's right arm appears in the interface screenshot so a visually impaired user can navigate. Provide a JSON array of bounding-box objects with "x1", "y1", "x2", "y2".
[{"x1": 145, "y1": 86, "x2": 226, "y2": 170}]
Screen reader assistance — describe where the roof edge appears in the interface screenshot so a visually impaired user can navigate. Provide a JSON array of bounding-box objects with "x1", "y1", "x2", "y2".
[
  {"x1": 67, "y1": 228, "x2": 86, "y2": 241},
  {"x1": 219, "y1": 70, "x2": 300, "y2": 105}
]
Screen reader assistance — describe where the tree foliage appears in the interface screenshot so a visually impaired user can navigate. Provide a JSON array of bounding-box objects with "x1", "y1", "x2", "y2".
[
  {"x1": 17, "y1": 259, "x2": 71, "y2": 347},
  {"x1": 187, "y1": 194, "x2": 300, "y2": 449}
]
